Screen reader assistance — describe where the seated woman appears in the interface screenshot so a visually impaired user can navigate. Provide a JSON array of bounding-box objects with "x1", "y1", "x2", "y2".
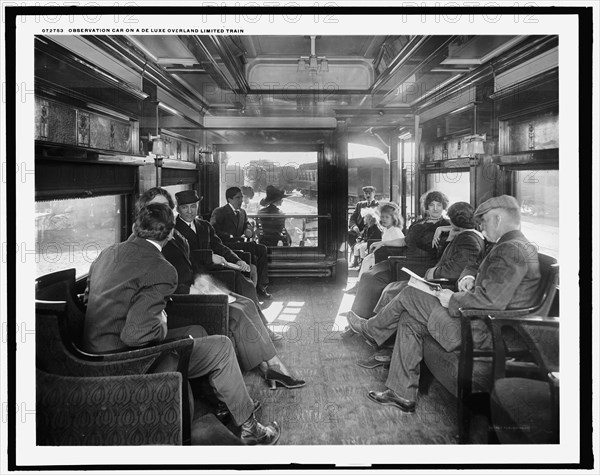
[
  {"x1": 372, "y1": 201, "x2": 486, "y2": 313},
  {"x1": 348, "y1": 203, "x2": 404, "y2": 291},
  {"x1": 349, "y1": 190, "x2": 451, "y2": 319},
  {"x1": 257, "y1": 185, "x2": 292, "y2": 247},
  {"x1": 350, "y1": 212, "x2": 382, "y2": 268},
  {"x1": 139, "y1": 187, "x2": 305, "y2": 390}
]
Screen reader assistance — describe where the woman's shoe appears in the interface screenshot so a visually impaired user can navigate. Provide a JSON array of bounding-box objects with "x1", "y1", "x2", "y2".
[{"x1": 264, "y1": 366, "x2": 306, "y2": 390}]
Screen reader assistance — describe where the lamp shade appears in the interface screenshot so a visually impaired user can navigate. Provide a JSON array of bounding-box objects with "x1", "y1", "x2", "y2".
[
  {"x1": 320, "y1": 58, "x2": 329, "y2": 72},
  {"x1": 472, "y1": 139, "x2": 485, "y2": 155},
  {"x1": 152, "y1": 138, "x2": 166, "y2": 157}
]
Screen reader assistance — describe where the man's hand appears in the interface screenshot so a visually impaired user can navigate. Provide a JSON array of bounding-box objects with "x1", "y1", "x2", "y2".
[
  {"x1": 351, "y1": 225, "x2": 360, "y2": 234},
  {"x1": 457, "y1": 275, "x2": 475, "y2": 292},
  {"x1": 237, "y1": 260, "x2": 251, "y2": 272},
  {"x1": 435, "y1": 289, "x2": 454, "y2": 308},
  {"x1": 212, "y1": 254, "x2": 227, "y2": 265}
]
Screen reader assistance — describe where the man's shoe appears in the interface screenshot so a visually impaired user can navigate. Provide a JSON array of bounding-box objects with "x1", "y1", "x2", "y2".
[
  {"x1": 367, "y1": 389, "x2": 416, "y2": 413},
  {"x1": 257, "y1": 285, "x2": 272, "y2": 299},
  {"x1": 346, "y1": 311, "x2": 377, "y2": 346},
  {"x1": 240, "y1": 415, "x2": 281, "y2": 445},
  {"x1": 267, "y1": 328, "x2": 284, "y2": 342}
]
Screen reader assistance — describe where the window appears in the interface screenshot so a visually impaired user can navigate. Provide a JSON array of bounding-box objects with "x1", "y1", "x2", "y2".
[
  {"x1": 35, "y1": 195, "x2": 123, "y2": 277},
  {"x1": 219, "y1": 151, "x2": 319, "y2": 247},
  {"x1": 513, "y1": 169, "x2": 559, "y2": 258},
  {"x1": 426, "y1": 170, "x2": 471, "y2": 206}
]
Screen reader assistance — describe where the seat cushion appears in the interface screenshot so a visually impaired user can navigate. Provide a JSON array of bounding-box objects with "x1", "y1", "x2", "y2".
[
  {"x1": 423, "y1": 335, "x2": 492, "y2": 396},
  {"x1": 491, "y1": 377, "x2": 556, "y2": 444}
]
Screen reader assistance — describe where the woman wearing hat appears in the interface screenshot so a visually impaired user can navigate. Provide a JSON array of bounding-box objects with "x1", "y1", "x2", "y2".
[
  {"x1": 257, "y1": 185, "x2": 293, "y2": 247},
  {"x1": 349, "y1": 190, "x2": 452, "y2": 318}
]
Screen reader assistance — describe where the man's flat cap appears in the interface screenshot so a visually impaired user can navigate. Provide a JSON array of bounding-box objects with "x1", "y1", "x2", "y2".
[
  {"x1": 474, "y1": 195, "x2": 520, "y2": 217},
  {"x1": 362, "y1": 186, "x2": 376, "y2": 192},
  {"x1": 175, "y1": 190, "x2": 201, "y2": 205}
]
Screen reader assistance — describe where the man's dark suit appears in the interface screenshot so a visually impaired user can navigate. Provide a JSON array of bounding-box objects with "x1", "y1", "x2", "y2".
[
  {"x1": 210, "y1": 204, "x2": 269, "y2": 287},
  {"x1": 175, "y1": 215, "x2": 261, "y2": 305},
  {"x1": 377, "y1": 229, "x2": 542, "y2": 402},
  {"x1": 162, "y1": 231, "x2": 276, "y2": 371},
  {"x1": 82, "y1": 235, "x2": 255, "y2": 425},
  {"x1": 348, "y1": 199, "x2": 379, "y2": 247}
]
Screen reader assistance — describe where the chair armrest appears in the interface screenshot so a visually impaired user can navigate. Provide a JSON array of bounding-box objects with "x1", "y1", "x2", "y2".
[
  {"x1": 458, "y1": 307, "x2": 534, "y2": 318},
  {"x1": 166, "y1": 294, "x2": 229, "y2": 336},
  {"x1": 76, "y1": 336, "x2": 194, "y2": 363}
]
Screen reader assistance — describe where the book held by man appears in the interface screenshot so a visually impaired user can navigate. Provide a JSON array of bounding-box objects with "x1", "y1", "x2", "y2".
[{"x1": 401, "y1": 267, "x2": 442, "y2": 296}]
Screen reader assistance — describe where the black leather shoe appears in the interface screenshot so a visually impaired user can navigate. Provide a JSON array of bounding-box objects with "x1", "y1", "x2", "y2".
[
  {"x1": 264, "y1": 365, "x2": 306, "y2": 389},
  {"x1": 346, "y1": 311, "x2": 377, "y2": 346},
  {"x1": 367, "y1": 389, "x2": 416, "y2": 413},
  {"x1": 257, "y1": 285, "x2": 272, "y2": 299},
  {"x1": 240, "y1": 416, "x2": 280, "y2": 445}
]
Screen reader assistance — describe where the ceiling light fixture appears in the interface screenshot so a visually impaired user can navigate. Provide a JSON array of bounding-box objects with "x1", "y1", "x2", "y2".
[{"x1": 297, "y1": 36, "x2": 328, "y2": 75}]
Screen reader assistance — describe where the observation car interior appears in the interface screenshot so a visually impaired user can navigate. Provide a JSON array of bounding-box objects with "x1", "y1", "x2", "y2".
[{"x1": 33, "y1": 32, "x2": 560, "y2": 446}]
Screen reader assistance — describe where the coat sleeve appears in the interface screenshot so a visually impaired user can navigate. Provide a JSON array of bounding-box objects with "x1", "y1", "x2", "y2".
[
  {"x1": 208, "y1": 221, "x2": 241, "y2": 263},
  {"x1": 448, "y1": 241, "x2": 529, "y2": 316},
  {"x1": 433, "y1": 233, "x2": 483, "y2": 280},
  {"x1": 120, "y1": 262, "x2": 177, "y2": 347},
  {"x1": 210, "y1": 207, "x2": 232, "y2": 240},
  {"x1": 348, "y1": 203, "x2": 361, "y2": 228}
]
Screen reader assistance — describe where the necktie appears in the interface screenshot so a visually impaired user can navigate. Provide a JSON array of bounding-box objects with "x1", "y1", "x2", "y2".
[{"x1": 189, "y1": 221, "x2": 196, "y2": 233}]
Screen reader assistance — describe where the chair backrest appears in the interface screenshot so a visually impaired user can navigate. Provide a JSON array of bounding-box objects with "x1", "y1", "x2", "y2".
[
  {"x1": 36, "y1": 268, "x2": 86, "y2": 347},
  {"x1": 532, "y1": 254, "x2": 559, "y2": 317}
]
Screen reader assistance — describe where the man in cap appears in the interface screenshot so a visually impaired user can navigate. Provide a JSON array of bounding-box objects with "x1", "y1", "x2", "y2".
[
  {"x1": 210, "y1": 186, "x2": 271, "y2": 299},
  {"x1": 348, "y1": 186, "x2": 379, "y2": 249},
  {"x1": 354, "y1": 195, "x2": 541, "y2": 413}
]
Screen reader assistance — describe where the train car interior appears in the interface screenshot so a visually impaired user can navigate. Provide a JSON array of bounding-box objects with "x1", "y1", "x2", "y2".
[{"x1": 32, "y1": 32, "x2": 560, "y2": 446}]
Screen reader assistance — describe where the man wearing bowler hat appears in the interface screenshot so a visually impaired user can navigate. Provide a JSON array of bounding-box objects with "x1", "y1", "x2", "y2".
[
  {"x1": 349, "y1": 195, "x2": 542, "y2": 413},
  {"x1": 173, "y1": 190, "x2": 280, "y2": 338}
]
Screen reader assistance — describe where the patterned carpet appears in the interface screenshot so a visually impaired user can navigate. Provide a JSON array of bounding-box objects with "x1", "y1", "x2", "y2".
[{"x1": 240, "y1": 274, "x2": 460, "y2": 445}]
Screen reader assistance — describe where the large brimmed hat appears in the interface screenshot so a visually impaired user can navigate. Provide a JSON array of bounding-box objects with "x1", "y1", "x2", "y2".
[
  {"x1": 260, "y1": 185, "x2": 290, "y2": 207},
  {"x1": 175, "y1": 190, "x2": 201, "y2": 206},
  {"x1": 474, "y1": 195, "x2": 520, "y2": 217}
]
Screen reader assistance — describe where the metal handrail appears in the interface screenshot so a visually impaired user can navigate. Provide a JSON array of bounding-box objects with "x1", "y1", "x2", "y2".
[{"x1": 246, "y1": 214, "x2": 331, "y2": 219}]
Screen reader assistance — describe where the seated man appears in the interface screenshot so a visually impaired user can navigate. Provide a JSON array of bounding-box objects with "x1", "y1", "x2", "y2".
[
  {"x1": 82, "y1": 203, "x2": 280, "y2": 444},
  {"x1": 174, "y1": 190, "x2": 269, "y2": 310},
  {"x1": 211, "y1": 186, "x2": 271, "y2": 299},
  {"x1": 348, "y1": 185, "x2": 379, "y2": 249},
  {"x1": 347, "y1": 195, "x2": 541, "y2": 413},
  {"x1": 140, "y1": 187, "x2": 303, "y2": 386}
]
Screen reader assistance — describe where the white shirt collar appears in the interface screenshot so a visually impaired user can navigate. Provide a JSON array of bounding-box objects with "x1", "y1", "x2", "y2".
[
  {"x1": 145, "y1": 239, "x2": 162, "y2": 252},
  {"x1": 228, "y1": 203, "x2": 239, "y2": 213}
]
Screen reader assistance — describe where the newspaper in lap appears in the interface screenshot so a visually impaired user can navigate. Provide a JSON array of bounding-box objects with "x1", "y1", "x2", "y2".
[
  {"x1": 189, "y1": 275, "x2": 237, "y2": 304},
  {"x1": 401, "y1": 267, "x2": 442, "y2": 296}
]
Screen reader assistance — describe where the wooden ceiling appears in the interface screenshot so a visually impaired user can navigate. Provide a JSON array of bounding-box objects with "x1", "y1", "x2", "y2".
[{"x1": 42, "y1": 34, "x2": 530, "y2": 146}]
